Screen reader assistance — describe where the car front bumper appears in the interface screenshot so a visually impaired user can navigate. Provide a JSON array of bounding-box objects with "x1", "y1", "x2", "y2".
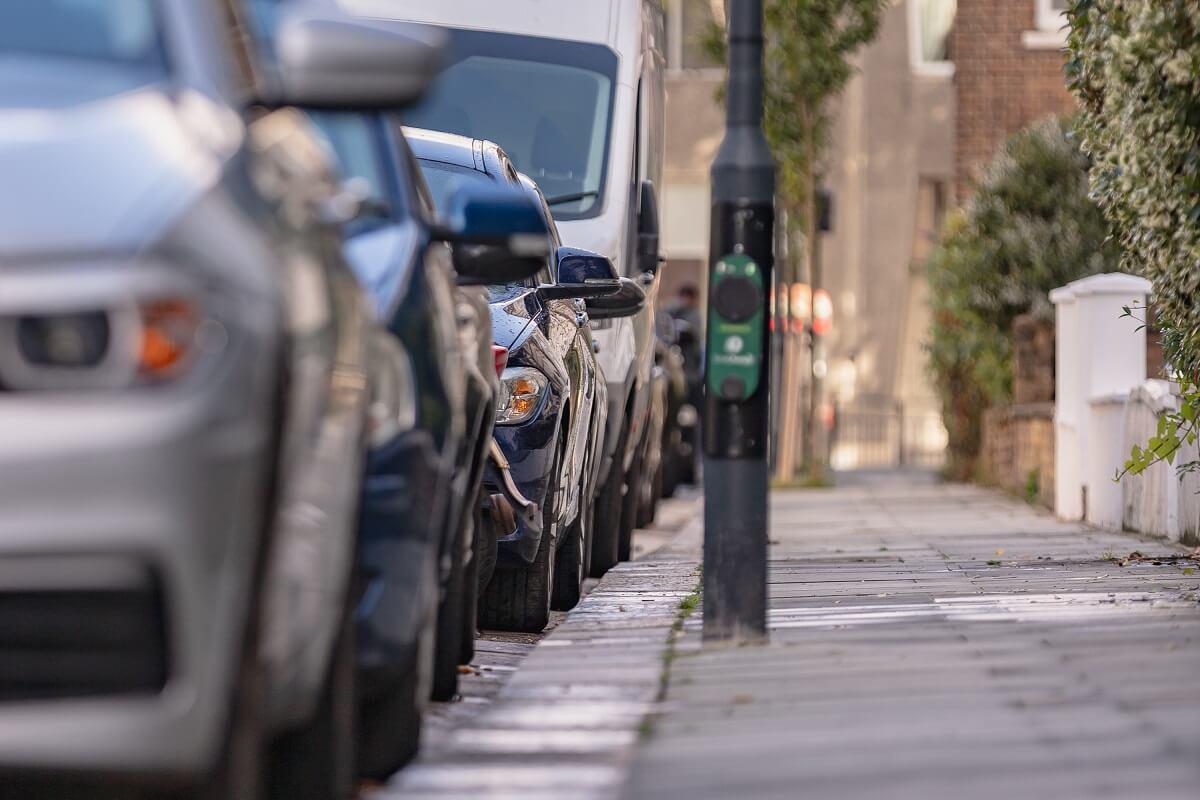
[{"x1": 0, "y1": 382, "x2": 274, "y2": 783}]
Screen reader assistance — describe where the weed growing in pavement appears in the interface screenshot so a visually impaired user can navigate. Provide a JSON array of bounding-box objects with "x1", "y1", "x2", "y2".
[
  {"x1": 642, "y1": 567, "x2": 704, "y2": 742},
  {"x1": 1024, "y1": 468, "x2": 1041, "y2": 505}
]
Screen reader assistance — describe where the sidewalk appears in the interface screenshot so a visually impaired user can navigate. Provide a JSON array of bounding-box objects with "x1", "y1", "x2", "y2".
[{"x1": 626, "y1": 475, "x2": 1200, "y2": 800}]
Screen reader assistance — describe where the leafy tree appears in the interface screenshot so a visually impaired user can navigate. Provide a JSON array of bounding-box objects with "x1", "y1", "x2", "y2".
[
  {"x1": 1066, "y1": 0, "x2": 1200, "y2": 482},
  {"x1": 926, "y1": 117, "x2": 1120, "y2": 479},
  {"x1": 703, "y1": 0, "x2": 887, "y2": 478}
]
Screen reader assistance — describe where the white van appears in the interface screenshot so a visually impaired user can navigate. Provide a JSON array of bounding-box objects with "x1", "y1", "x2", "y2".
[{"x1": 350, "y1": 0, "x2": 667, "y2": 575}]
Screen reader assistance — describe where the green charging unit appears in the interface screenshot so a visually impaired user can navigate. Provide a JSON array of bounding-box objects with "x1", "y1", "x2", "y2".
[{"x1": 706, "y1": 252, "x2": 765, "y2": 402}]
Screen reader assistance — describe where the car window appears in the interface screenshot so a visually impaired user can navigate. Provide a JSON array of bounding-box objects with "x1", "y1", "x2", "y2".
[
  {"x1": 417, "y1": 159, "x2": 493, "y2": 215},
  {"x1": 416, "y1": 157, "x2": 541, "y2": 298},
  {"x1": 0, "y1": 0, "x2": 166, "y2": 74},
  {"x1": 405, "y1": 30, "x2": 617, "y2": 221}
]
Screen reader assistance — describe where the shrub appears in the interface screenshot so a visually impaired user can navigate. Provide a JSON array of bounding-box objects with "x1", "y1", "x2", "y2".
[
  {"x1": 1067, "y1": 0, "x2": 1200, "y2": 481},
  {"x1": 926, "y1": 117, "x2": 1120, "y2": 478}
]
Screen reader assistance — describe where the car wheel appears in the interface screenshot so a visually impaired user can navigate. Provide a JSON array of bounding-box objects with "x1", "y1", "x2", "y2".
[
  {"x1": 551, "y1": 506, "x2": 586, "y2": 611},
  {"x1": 476, "y1": 494, "x2": 503, "y2": 593},
  {"x1": 617, "y1": 441, "x2": 646, "y2": 563},
  {"x1": 356, "y1": 601, "x2": 433, "y2": 781},
  {"x1": 431, "y1": 525, "x2": 467, "y2": 701},
  {"x1": 460, "y1": 504, "x2": 483, "y2": 665},
  {"x1": 589, "y1": 418, "x2": 629, "y2": 577},
  {"x1": 267, "y1": 602, "x2": 356, "y2": 800},
  {"x1": 478, "y1": 445, "x2": 561, "y2": 633}
]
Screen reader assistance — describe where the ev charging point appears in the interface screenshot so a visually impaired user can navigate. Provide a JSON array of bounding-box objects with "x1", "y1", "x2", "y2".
[
  {"x1": 708, "y1": 253, "x2": 766, "y2": 401},
  {"x1": 702, "y1": 0, "x2": 774, "y2": 646}
]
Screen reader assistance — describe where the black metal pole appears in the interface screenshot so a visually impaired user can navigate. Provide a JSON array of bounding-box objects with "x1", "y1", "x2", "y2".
[{"x1": 703, "y1": 0, "x2": 775, "y2": 644}]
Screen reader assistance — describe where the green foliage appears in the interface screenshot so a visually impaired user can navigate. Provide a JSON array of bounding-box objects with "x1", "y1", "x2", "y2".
[
  {"x1": 703, "y1": 0, "x2": 887, "y2": 251},
  {"x1": 1025, "y1": 468, "x2": 1041, "y2": 504},
  {"x1": 1067, "y1": 1, "x2": 1200, "y2": 483},
  {"x1": 926, "y1": 117, "x2": 1120, "y2": 478},
  {"x1": 1066, "y1": 0, "x2": 1200, "y2": 382},
  {"x1": 1118, "y1": 375, "x2": 1200, "y2": 479}
]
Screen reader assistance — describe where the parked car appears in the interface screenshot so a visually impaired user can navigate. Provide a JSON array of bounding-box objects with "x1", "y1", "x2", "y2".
[
  {"x1": 367, "y1": 0, "x2": 668, "y2": 578},
  {"x1": 408, "y1": 128, "x2": 645, "y2": 631},
  {"x1": 0, "y1": 1, "x2": 440, "y2": 797},
  {"x1": 656, "y1": 321, "x2": 696, "y2": 499},
  {"x1": 301, "y1": 110, "x2": 551, "y2": 774}
]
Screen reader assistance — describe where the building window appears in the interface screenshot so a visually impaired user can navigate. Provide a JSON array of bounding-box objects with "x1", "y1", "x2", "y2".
[
  {"x1": 1023, "y1": 0, "x2": 1069, "y2": 49},
  {"x1": 666, "y1": 0, "x2": 724, "y2": 72},
  {"x1": 907, "y1": 0, "x2": 956, "y2": 77},
  {"x1": 1036, "y1": 0, "x2": 1069, "y2": 32}
]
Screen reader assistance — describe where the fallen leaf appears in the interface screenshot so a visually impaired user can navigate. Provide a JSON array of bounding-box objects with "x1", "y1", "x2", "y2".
[
  {"x1": 731, "y1": 693, "x2": 754, "y2": 705},
  {"x1": 995, "y1": 548, "x2": 1005, "y2": 556}
]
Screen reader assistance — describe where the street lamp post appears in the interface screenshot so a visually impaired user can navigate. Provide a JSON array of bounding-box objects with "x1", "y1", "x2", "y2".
[{"x1": 703, "y1": 0, "x2": 775, "y2": 644}]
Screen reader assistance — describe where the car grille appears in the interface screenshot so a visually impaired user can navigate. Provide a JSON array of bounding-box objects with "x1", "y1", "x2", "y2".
[{"x1": 0, "y1": 579, "x2": 169, "y2": 702}]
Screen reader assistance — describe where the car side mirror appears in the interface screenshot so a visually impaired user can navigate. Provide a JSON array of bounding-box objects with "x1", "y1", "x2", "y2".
[
  {"x1": 269, "y1": 4, "x2": 445, "y2": 110},
  {"x1": 433, "y1": 183, "x2": 553, "y2": 285},
  {"x1": 637, "y1": 180, "x2": 661, "y2": 274},
  {"x1": 586, "y1": 278, "x2": 647, "y2": 320},
  {"x1": 537, "y1": 247, "x2": 621, "y2": 300}
]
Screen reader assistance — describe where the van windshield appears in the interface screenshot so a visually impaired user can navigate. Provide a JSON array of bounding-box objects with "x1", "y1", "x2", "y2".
[{"x1": 405, "y1": 29, "x2": 618, "y2": 222}]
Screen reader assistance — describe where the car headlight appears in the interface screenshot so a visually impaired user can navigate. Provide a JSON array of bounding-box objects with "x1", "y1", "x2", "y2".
[
  {"x1": 366, "y1": 331, "x2": 418, "y2": 448},
  {"x1": 495, "y1": 366, "x2": 548, "y2": 425},
  {"x1": 0, "y1": 297, "x2": 221, "y2": 392}
]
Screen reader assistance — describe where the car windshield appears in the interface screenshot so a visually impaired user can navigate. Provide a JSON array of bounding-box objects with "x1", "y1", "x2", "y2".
[
  {"x1": 307, "y1": 112, "x2": 399, "y2": 230},
  {"x1": 405, "y1": 29, "x2": 617, "y2": 221},
  {"x1": 0, "y1": 0, "x2": 166, "y2": 73}
]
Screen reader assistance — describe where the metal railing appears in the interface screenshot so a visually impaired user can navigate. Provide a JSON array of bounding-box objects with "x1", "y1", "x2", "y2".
[{"x1": 830, "y1": 397, "x2": 947, "y2": 471}]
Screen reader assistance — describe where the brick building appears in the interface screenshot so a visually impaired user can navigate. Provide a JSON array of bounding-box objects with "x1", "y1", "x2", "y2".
[
  {"x1": 659, "y1": 0, "x2": 1080, "y2": 471},
  {"x1": 952, "y1": 0, "x2": 1075, "y2": 199}
]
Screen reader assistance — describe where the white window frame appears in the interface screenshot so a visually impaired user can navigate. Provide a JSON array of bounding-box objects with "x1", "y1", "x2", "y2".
[
  {"x1": 906, "y1": 0, "x2": 956, "y2": 78},
  {"x1": 1036, "y1": 0, "x2": 1069, "y2": 32},
  {"x1": 666, "y1": 0, "x2": 726, "y2": 76},
  {"x1": 1023, "y1": 0, "x2": 1068, "y2": 49}
]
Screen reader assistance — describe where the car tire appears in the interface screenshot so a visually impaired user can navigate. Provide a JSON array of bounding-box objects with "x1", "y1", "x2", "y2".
[
  {"x1": 356, "y1": 604, "x2": 432, "y2": 781},
  {"x1": 431, "y1": 528, "x2": 466, "y2": 701},
  {"x1": 460, "y1": 504, "x2": 483, "y2": 665},
  {"x1": 478, "y1": 445, "x2": 560, "y2": 633},
  {"x1": 589, "y1": 418, "x2": 629, "y2": 578},
  {"x1": 267, "y1": 602, "x2": 356, "y2": 800},
  {"x1": 551, "y1": 508, "x2": 586, "y2": 611},
  {"x1": 617, "y1": 442, "x2": 646, "y2": 563},
  {"x1": 476, "y1": 494, "x2": 502, "y2": 594}
]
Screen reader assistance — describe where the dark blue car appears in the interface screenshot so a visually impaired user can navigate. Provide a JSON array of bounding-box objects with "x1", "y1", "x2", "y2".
[
  {"x1": 407, "y1": 128, "x2": 646, "y2": 633},
  {"x1": 307, "y1": 112, "x2": 551, "y2": 776}
]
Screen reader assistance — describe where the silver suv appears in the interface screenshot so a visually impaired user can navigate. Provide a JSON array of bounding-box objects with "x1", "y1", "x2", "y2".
[{"x1": 0, "y1": 1, "x2": 441, "y2": 796}]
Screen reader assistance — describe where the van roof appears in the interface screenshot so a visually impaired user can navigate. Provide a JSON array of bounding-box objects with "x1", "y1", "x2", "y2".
[{"x1": 343, "y1": 0, "x2": 634, "y2": 48}]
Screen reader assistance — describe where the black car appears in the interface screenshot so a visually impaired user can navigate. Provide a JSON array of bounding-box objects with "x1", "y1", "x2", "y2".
[{"x1": 407, "y1": 128, "x2": 645, "y2": 632}]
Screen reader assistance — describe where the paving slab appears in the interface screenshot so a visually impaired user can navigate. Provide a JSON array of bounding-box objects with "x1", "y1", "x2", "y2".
[
  {"x1": 371, "y1": 493, "x2": 703, "y2": 800},
  {"x1": 624, "y1": 474, "x2": 1200, "y2": 800}
]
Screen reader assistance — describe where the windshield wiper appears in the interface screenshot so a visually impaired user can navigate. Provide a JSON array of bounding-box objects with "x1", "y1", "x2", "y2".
[{"x1": 546, "y1": 190, "x2": 599, "y2": 206}]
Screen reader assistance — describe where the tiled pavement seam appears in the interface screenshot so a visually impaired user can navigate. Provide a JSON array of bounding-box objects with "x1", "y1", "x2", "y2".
[{"x1": 375, "y1": 516, "x2": 702, "y2": 800}]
